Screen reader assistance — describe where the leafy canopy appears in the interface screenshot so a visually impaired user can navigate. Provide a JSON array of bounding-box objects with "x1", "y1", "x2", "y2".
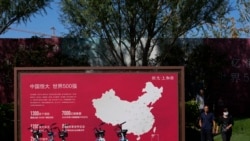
[
  {"x1": 0, "y1": 0, "x2": 52, "y2": 34},
  {"x1": 188, "y1": 0, "x2": 250, "y2": 38},
  {"x1": 60, "y1": 0, "x2": 228, "y2": 66}
]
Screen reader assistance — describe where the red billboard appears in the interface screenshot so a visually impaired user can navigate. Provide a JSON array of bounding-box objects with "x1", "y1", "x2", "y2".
[{"x1": 15, "y1": 67, "x2": 185, "y2": 141}]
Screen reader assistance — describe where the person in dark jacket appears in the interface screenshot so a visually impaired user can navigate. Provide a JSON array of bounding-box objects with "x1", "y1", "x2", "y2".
[
  {"x1": 199, "y1": 105, "x2": 216, "y2": 141},
  {"x1": 216, "y1": 108, "x2": 234, "y2": 141}
]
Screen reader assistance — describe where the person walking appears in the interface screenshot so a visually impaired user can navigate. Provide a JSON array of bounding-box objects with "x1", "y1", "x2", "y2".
[
  {"x1": 216, "y1": 108, "x2": 234, "y2": 141},
  {"x1": 199, "y1": 105, "x2": 216, "y2": 141}
]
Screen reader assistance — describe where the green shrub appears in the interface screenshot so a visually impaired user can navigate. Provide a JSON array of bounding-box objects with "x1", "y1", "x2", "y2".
[
  {"x1": 0, "y1": 103, "x2": 14, "y2": 141},
  {"x1": 185, "y1": 100, "x2": 199, "y2": 126}
]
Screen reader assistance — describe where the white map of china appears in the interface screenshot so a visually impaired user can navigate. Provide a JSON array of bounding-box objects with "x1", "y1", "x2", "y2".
[{"x1": 92, "y1": 82, "x2": 163, "y2": 140}]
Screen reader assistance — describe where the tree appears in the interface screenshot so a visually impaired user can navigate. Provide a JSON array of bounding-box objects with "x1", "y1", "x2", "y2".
[
  {"x1": 0, "y1": 0, "x2": 52, "y2": 34},
  {"x1": 60, "y1": 0, "x2": 229, "y2": 66},
  {"x1": 187, "y1": 0, "x2": 250, "y2": 38}
]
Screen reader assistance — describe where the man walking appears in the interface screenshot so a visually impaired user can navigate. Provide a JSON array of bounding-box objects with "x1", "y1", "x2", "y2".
[{"x1": 199, "y1": 105, "x2": 216, "y2": 141}]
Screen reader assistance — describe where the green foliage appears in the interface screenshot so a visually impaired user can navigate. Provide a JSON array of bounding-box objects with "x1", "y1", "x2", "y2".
[
  {"x1": 0, "y1": 103, "x2": 14, "y2": 141},
  {"x1": 187, "y1": 0, "x2": 250, "y2": 38},
  {"x1": 0, "y1": 103, "x2": 14, "y2": 126},
  {"x1": 185, "y1": 100, "x2": 201, "y2": 141},
  {"x1": 0, "y1": 0, "x2": 52, "y2": 34},
  {"x1": 185, "y1": 100, "x2": 199, "y2": 126},
  {"x1": 60, "y1": 0, "x2": 228, "y2": 66}
]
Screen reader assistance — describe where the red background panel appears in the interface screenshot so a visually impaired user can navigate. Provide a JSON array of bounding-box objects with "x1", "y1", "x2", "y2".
[{"x1": 20, "y1": 72, "x2": 179, "y2": 141}]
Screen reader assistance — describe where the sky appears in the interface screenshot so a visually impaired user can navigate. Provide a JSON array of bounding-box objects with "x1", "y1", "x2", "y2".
[
  {"x1": 0, "y1": 0, "x2": 244, "y2": 39},
  {"x1": 0, "y1": 1, "x2": 67, "y2": 38}
]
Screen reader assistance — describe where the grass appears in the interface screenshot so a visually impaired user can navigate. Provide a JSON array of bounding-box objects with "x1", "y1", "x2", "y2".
[
  {"x1": 185, "y1": 117, "x2": 250, "y2": 141},
  {"x1": 213, "y1": 118, "x2": 250, "y2": 141}
]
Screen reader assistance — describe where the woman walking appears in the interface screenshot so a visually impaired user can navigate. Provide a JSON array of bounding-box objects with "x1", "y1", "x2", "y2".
[{"x1": 216, "y1": 108, "x2": 234, "y2": 141}]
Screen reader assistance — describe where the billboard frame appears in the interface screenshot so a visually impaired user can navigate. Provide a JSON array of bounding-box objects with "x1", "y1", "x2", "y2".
[{"x1": 14, "y1": 66, "x2": 185, "y2": 141}]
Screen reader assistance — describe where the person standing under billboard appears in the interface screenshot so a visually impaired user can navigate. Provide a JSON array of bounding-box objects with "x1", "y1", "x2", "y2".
[
  {"x1": 199, "y1": 105, "x2": 216, "y2": 141},
  {"x1": 216, "y1": 108, "x2": 234, "y2": 141}
]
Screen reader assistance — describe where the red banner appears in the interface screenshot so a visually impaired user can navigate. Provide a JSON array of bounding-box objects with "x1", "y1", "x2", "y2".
[{"x1": 19, "y1": 72, "x2": 179, "y2": 141}]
